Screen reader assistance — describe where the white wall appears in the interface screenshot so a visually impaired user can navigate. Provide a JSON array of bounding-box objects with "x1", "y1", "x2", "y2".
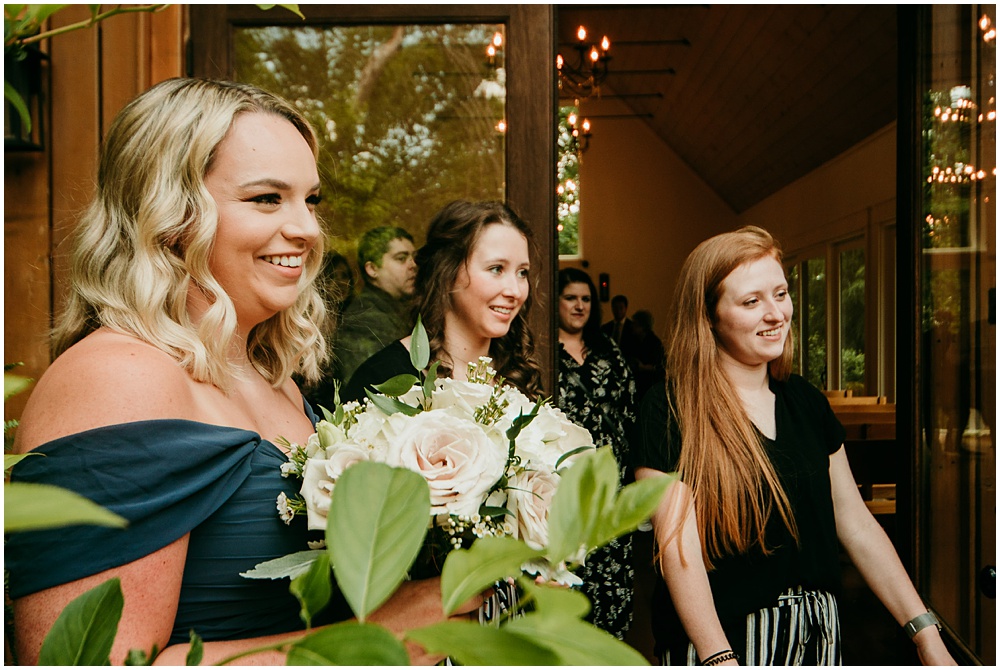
[
  {"x1": 738, "y1": 123, "x2": 897, "y2": 253},
  {"x1": 562, "y1": 97, "x2": 738, "y2": 338}
]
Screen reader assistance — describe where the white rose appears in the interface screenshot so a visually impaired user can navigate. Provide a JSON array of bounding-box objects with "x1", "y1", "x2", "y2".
[
  {"x1": 513, "y1": 405, "x2": 594, "y2": 469},
  {"x1": 350, "y1": 407, "x2": 395, "y2": 462},
  {"x1": 432, "y1": 378, "x2": 495, "y2": 414},
  {"x1": 300, "y1": 458, "x2": 335, "y2": 531},
  {"x1": 507, "y1": 466, "x2": 560, "y2": 549},
  {"x1": 299, "y1": 445, "x2": 369, "y2": 531},
  {"x1": 323, "y1": 443, "x2": 371, "y2": 479},
  {"x1": 386, "y1": 409, "x2": 508, "y2": 516}
]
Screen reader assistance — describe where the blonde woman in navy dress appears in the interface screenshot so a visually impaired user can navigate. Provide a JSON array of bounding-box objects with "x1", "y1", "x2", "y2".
[{"x1": 7, "y1": 78, "x2": 478, "y2": 665}]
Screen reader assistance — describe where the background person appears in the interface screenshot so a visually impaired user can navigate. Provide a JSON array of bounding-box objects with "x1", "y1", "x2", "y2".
[
  {"x1": 601, "y1": 293, "x2": 639, "y2": 365},
  {"x1": 5, "y1": 78, "x2": 476, "y2": 666},
  {"x1": 331, "y1": 226, "x2": 417, "y2": 390},
  {"x1": 629, "y1": 309, "x2": 666, "y2": 401},
  {"x1": 344, "y1": 199, "x2": 542, "y2": 402},
  {"x1": 342, "y1": 199, "x2": 543, "y2": 621},
  {"x1": 556, "y1": 267, "x2": 638, "y2": 640},
  {"x1": 633, "y1": 226, "x2": 955, "y2": 666}
]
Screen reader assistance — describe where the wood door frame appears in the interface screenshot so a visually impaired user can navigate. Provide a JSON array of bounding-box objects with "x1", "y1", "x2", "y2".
[{"x1": 189, "y1": 5, "x2": 558, "y2": 392}]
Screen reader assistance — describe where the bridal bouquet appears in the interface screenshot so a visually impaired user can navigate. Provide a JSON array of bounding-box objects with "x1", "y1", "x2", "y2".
[{"x1": 276, "y1": 320, "x2": 595, "y2": 584}]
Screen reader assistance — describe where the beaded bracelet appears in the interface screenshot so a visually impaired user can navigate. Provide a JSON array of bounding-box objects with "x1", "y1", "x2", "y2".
[{"x1": 701, "y1": 649, "x2": 738, "y2": 666}]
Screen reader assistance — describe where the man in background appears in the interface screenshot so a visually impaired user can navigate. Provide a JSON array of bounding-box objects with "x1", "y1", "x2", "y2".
[
  {"x1": 602, "y1": 294, "x2": 638, "y2": 357},
  {"x1": 332, "y1": 226, "x2": 417, "y2": 388}
]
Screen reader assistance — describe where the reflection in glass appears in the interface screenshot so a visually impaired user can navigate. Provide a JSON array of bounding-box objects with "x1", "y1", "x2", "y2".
[
  {"x1": 232, "y1": 24, "x2": 507, "y2": 262},
  {"x1": 918, "y1": 4, "x2": 995, "y2": 663}
]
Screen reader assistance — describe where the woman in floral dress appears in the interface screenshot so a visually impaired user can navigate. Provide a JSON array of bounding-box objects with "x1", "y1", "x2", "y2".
[{"x1": 556, "y1": 267, "x2": 639, "y2": 639}]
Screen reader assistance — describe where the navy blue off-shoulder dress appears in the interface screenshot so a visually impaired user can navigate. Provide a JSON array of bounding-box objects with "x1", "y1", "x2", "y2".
[{"x1": 6, "y1": 402, "x2": 352, "y2": 645}]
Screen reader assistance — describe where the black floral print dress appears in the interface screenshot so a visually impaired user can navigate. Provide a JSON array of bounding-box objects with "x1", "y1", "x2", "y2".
[{"x1": 557, "y1": 334, "x2": 639, "y2": 640}]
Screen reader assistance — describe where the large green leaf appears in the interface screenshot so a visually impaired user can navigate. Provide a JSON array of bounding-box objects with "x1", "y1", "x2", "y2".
[
  {"x1": 505, "y1": 613, "x2": 649, "y2": 665},
  {"x1": 545, "y1": 447, "x2": 617, "y2": 563},
  {"x1": 5, "y1": 481, "x2": 127, "y2": 532},
  {"x1": 290, "y1": 551, "x2": 332, "y2": 628},
  {"x1": 4, "y1": 452, "x2": 38, "y2": 472},
  {"x1": 364, "y1": 389, "x2": 421, "y2": 417},
  {"x1": 38, "y1": 578, "x2": 123, "y2": 665},
  {"x1": 287, "y1": 621, "x2": 409, "y2": 665},
  {"x1": 591, "y1": 474, "x2": 676, "y2": 550},
  {"x1": 240, "y1": 549, "x2": 326, "y2": 580},
  {"x1": 439, "y1": 535, "x2": 542, "y2": 615},
  {"x1": 406, "y1": 620, "x2": 561, "y2": 666},
  {"x1": 517, "y1": 576, "x2": 591, "y2": 620},
  {"x1": 409, "y1": 315, "x2": 430, "y2": 371},
  {"x1": 327, "y1": 462, "x2": 430, "y2": 620},
  {"x1": 373, "y1": 373, "x2": 419, "y2": 397}
]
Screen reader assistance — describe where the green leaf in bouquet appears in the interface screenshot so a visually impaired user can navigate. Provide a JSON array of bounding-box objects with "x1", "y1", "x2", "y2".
[
  {"x1": 504, "y1": 613, "x2": 649, "y2": 665},
  {"x1": 505, "y1": 400, "x2": 542, "y2": 441},
  {"x1": 328, "y1": 462, "x2": 430, "y2": 620},
  {"x1": 516, "y1": 576, "x2": 591, "y2": 620},
  {"x1": 554, "y1": 445, "x2": 595, "y2": 470},
  {"x1": 410, "y1": 315, "x2": 430, "y2": 371},
  {"x1": 5, "y1": 481, "x2": 127, "y2": 532},
  {"x1": 422, "y1": 360, "x2": 442, "y2": 400},
  {"x1": 365, "y1": 389, "x2": 421, "y2": 417},
  {"x1": 240, "y1": 549, "x2": 327, "y2": 580},
  {"x1": 590, "y1": 473, "x2": 676, "y2": 550},
  {"x1": 373, "y1": 373, "x2": 420, "y2": 397},
  {"x1": 4, "y1": 452, "x2": 38, "y2": 473},
  {"x1": 439, "y1": 535, "x2": 542, "y2": 615},
  {"x1": 290, "y1": 551, "x2": 332, "y2": 628},
  {"x1": 406, "y1": 621, "x2": 560, "y2": 666},
  {"x1": 38, "y1": 577, "x2": 123, "y2": 665},
  {"x1": 478, "y1": 505, "x2": 512, "y2": 519},
  {"x1": 287, "y1": 621, "x2": 409, "y2": 665},
  {"x1": 123, "y1": 643, "x2": 159, "y2": 665},
  {"x1": 185, "y1": 630, "x2": 203, "y2": 666},
  {"x1": 544, "y1": 447, "x2": 618, "y2": 564}
]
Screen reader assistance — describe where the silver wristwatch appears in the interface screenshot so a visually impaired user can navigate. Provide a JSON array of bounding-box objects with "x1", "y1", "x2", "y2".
[{"x1": 904, "y1": 611, "x2": 942, "y2": 639}]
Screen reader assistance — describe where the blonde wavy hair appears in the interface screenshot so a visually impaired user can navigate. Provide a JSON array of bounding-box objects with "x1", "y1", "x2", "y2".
[
  {"x1": 666, "y1": 225, "x2": 797, "y2": 568},
  {"x1": 53, "y1": 78, "x2": 328, "y2": 390}
]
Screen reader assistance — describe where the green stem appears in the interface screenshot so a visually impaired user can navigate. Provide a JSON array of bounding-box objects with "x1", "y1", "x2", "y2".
[{"x1": 16, "y1": 5, "x2": 168, "y2": 47}]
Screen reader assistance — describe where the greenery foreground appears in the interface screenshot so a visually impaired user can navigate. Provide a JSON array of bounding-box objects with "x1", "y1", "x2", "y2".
[{"x1": 5, "y1": 391, "x2": 673, "y2": 665}]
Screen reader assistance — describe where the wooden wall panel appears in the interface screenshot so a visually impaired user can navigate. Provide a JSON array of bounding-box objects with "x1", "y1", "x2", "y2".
[
  {"x1": 3, "y1": 151, "x2": 52, "y2": 420},
  {"x1": 3, "y1": 6, "x2": 184, "y2": 422}
]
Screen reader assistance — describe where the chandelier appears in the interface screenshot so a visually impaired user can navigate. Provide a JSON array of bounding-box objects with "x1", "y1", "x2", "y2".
[
  {"x1": 566, "y1": 110, "x2": 592, "y2": 153},
  {"x1": 557, "y1": 26, "x2": 611, "y2": 100}
]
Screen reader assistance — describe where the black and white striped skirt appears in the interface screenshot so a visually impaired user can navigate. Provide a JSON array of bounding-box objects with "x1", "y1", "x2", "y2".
[{"x1": 664, "y1": 586, "x2": 841, "y2": 666}]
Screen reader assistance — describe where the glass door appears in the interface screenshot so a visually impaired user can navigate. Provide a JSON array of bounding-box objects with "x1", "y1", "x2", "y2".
[{"x1": 913, "y1": 4, "x2": 995, "y2": 663}]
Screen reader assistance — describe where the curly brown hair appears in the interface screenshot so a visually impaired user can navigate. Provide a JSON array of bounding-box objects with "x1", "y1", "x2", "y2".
[{"x1": 414, "y1": 200, "x2": 543, "y2": 398}]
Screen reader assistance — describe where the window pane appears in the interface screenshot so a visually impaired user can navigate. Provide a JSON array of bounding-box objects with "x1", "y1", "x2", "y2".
[
  {"x1": 804, "y1": 258, "x2": 828, "y2": 389},
  {"x1": 839, "y1": 247, "x2": 866, "y2": 393},
  {"x1": 232, "y1": 24, "x2": 506, "y2": 255}
]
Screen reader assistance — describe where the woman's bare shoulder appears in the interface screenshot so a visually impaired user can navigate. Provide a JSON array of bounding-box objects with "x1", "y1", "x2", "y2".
[{"x1": 15, "y1": 330, "x2": 199, "y2": 450}]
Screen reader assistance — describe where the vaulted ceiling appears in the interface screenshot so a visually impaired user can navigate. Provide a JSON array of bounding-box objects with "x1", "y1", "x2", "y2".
[{"x1": 556, "y1": 5, "x2": 899, "y2": 213}]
